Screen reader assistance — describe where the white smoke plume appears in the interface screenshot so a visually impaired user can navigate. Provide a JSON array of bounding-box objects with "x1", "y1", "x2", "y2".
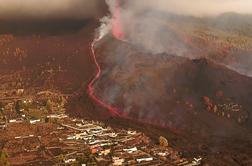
[
  {"x1": 102, "y1": 0, "x2": 252, "y2": 77},
  {"x1": 105, "y1": 0, "x2": 252, "y2": 51},
  {"x1": 95, "y1": 17, "x2": 112, "y2": 42},
  {"x1": 92, "y1": 0, "x2": 252, "y2": 124},
  {"x1": 116, "y1": 0, "x2": 252, "y2": 17}
]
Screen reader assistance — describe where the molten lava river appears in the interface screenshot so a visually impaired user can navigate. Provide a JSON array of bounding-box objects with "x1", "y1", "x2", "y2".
[{"x1": 87, "y1": 0, "x2": 124, "y2": 117}]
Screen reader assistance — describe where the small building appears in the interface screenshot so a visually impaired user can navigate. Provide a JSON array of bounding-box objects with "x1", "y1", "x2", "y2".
[
  {"x1": 109, "y1": 133, "x2": 118, "y2": 138},
  {"x1": 64, "y1": 158, "x2": 76, "y2": 164},
  {"x1": 0, "y1": 103, "x2": 4, "y2": 112},
  {"x1": 99, "y1": 149, "x2": 111, "y2": 156},
  {"x1": 136, "y1": 157, "x2": 153, "y2": 163},
  {"x1": 0, "y1": 121, "x2": 6, "y2": 129},
  {"x1": 112, "y1": 157, "x2": 125, "y2": 166},
  {"x1": 193, "y1": 157, "x2": 202, "y2": 165},
  {"x1": 127, "y1": 130, "x2": 137, "y2": 135},
  {"x1": 9, "y1": 118, "x2": 23, "y2": 123},
  {"x1": 30, "y1": 119, "x2": 41, "y2": 124},
  {"x1": 90, "y1": 147, "x2": 102, "y2": 154},
  {"x1": 123, "y1": 147, "x2": 137, "y2": 153},
  {"x1": 157, "y1": 152, "x2": 168, "y2": 157},
  {"x1": 67, "y1": 135, "x2": 75, "y2": 140},
  {"x1": 17, "y1": 89, "x2": 24, "y2": 95}
]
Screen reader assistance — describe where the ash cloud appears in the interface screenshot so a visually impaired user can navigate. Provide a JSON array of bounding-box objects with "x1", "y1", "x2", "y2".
[
  {"x1": 0, "y1": 0, "x2": 104, "y2": 20},
  {"x1": 96, "y1": 0, "x2": 252, "y2": 120},
  {"x1": 117, "y1": 0, "x2": 252, "y2": 17},
  {"x1": 106, "y1": 0, "x2": 252, "y2": 50},
  {"x1": 103, "y1": 0, "x2": 252, "y2": 76}
]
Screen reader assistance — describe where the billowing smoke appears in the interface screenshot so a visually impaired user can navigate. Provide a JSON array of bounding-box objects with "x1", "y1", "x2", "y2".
[
  {"x1": 0, "y1": 0, "x2": 104, "y2": 19},
  {"x1": 123, "y1": 0, "x2": 252, "y2": 17},
  {"x1": 105, "y1": 0, "x2": 252, "y2": 52},
  {"x1": 102, "y1": 0, "x2": 252, "y2": 75},
  {"x1": 91, "y1": 0, "x2": 252, "y2": 124},
  {"x1": 108, "y1": 0, "x2": 252, "y2": 17}
]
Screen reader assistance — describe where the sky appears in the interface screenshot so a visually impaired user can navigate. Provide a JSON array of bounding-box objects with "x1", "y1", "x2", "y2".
[
  {"x1": 0, "y1": 0, "x2": 251, "y2": 20},
  {"x1": 0, "y1": 0, "x2": 102, "y2": 19}
]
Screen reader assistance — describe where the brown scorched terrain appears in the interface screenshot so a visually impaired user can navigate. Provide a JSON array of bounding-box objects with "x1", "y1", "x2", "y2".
[{"x1": 0, "y1": 13, "x2": 252, "y2": 165}]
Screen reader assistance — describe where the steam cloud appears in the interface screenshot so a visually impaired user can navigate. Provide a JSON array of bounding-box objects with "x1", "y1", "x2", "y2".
[
  {"x1": 105, "y1": 0, "x2": 252, "y2": 53},
  {"x1": 0, "y1": 0, "x2": 104, "y2": 19},
  {"x1": 106, "y1": 0, "x2": 252, "y2": 17},
  {"x1": 124, "y1": 0, "x2": 252, "y2": 16},
  {"x1": 94, "y1": 0, "x2": 252, "y2": 121},
  {"x1": 103, "y1": 0, "x2": 252, "y2": 76}
]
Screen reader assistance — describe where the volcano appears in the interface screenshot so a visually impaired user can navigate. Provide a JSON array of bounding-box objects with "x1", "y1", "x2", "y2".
[
  {"x1": 0, "y1": 5, "x2": 251, "y2": 164},
  {"x1": 86, "y1": 12, "x2": 252, "y2": 162},
  {"x1": 93, "y1": 34, "x2": 252, "y2": 134}
]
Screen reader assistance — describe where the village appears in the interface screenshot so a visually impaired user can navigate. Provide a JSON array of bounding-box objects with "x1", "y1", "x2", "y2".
[
  {"x1": 202, "y1": 96, "x2": 249, "y2": 124},
  {"x1": 0, "y1": 85, "x2": 203, "y2": 165}
]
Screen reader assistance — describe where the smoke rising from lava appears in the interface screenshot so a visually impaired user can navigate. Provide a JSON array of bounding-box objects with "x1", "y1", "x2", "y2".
[
  {"x1": 102, "y1": 0, "x2": 252, "y2": 76},
  {"x1": 90, "y1": 0, "x2": 252, "y2": 123},
  {"x1": 124, "y1": 0, "x2": 252, "y2": 17}
]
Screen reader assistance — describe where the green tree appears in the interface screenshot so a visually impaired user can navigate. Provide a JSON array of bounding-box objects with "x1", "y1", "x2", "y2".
[
  {"x1": 46, "y1": 99, "x2": 53, "y2": 112},
  {"x1": 0, "y1": 102, "x2": 4, "y2": 112},
  {"x1": 159, "y1": 136, "x2": 169, "y2": 147},
  {"x1": 15, "y1": 100, "x2": 23, "y2": 113},
  {"x1": 86, "y1": 154, "x2": 97, "y2": 166},
  {"x1": 0, "y1": 102, "x2": 4, "y2": 119},
  {"x1": 77, "y1": 155, "x2": 88, "y2": 164},
  {"x1": 58, "y1": 154, "x2": 64, "y2": 163},
  {"x1": 0, "y1": 149, "x2": 10, "y2": 166}
]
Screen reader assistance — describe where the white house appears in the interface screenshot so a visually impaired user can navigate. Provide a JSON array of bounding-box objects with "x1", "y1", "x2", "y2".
[{"x1": 136, "y1": 157, "x2": 153, "y2": 163}]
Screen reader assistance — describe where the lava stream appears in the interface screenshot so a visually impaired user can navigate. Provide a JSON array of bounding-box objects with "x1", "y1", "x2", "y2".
[
  {"x1": 87, "y1": 42, "x2": 122, "y2": 116},
  {"x1": 87, "y1": 0, "x2": 184, "y2": 133},
  {"x1": 87, "y1": 37, "x2": 179, "y2": 132},
  {"x1": 87, "y1": 0, "x2": 124, "y2": 116}
]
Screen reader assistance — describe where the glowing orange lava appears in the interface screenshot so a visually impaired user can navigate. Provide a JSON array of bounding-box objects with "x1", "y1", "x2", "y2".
[
  {"x1": 112, "y1": 0, "x2": 124, "y2": 40},
  {"x1": 86, "y1": 0, "x2": 179, "y2": 133},
  {"x1": 87, "y1": 42, "x2": 122, "y2": 116},
  {"x1": 87, "y1": 0, "x2": 124, "y2": 117}
]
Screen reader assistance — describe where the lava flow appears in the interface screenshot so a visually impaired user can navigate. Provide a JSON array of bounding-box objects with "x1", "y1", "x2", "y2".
[
  {"x1": 87, "y1": 42, "x2": 121, "y2": 116},
  {"x1": 87, "y1": 0, "x2": 124, "y2": 116}
]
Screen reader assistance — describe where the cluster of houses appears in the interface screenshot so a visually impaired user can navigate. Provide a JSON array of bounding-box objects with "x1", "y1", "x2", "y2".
[
  {"x1": 0, "y1": 99, "x2": 204, "y2": 166},
  {"x1": 14, "y1": 47, "x2": 28, "y2": 61},
  {"x1": 0, "y1": 34, "x2": 29, "y2": 64},
  {"x1": 0, "y1": 88, "x2": 69, "y2": 127},
  {"x1": 55, "y1": 117, "x2": 202, "y2": 166},
  {"x1": 214, "y1": 103, "x2": 249, "y2": 123},
  {"x1": 203, "y1": 96, "x2": 249, "y2": 124},
  {"x1": 0, "y1": 88, "x2": 203, "y2": 165},
  {"x1": 0, "y1": 34, "x2": 14, "y2": 45}
]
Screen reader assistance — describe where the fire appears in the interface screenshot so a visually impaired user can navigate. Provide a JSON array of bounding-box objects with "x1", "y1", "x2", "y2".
[
  {"x1": 87, "y1": 43, "x2": 122, "y2": 116},
  {"x1": 86, "y1": 0, "x2": 180, "y2": 133},
  {"x1": 112, "y1": 0, "x2": 124, "y2": 40},
  {"x1": 87, "y1": 0, "x2": 124, "y2": 117}
]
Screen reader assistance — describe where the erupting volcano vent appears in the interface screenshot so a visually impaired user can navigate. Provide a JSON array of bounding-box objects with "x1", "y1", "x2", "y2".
[
  {"x1": 1, "y1": 0, "x2": 252, "y2": 165},
  {"x1": 87, "y1": 0, "x2": 252, "y2": 129},
  {"x1": 86, "y1": 0, "x2": 252, "y2": 136},
  {"x1": 112, "y1": 0, "x2": 124, "y2": 40}
]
